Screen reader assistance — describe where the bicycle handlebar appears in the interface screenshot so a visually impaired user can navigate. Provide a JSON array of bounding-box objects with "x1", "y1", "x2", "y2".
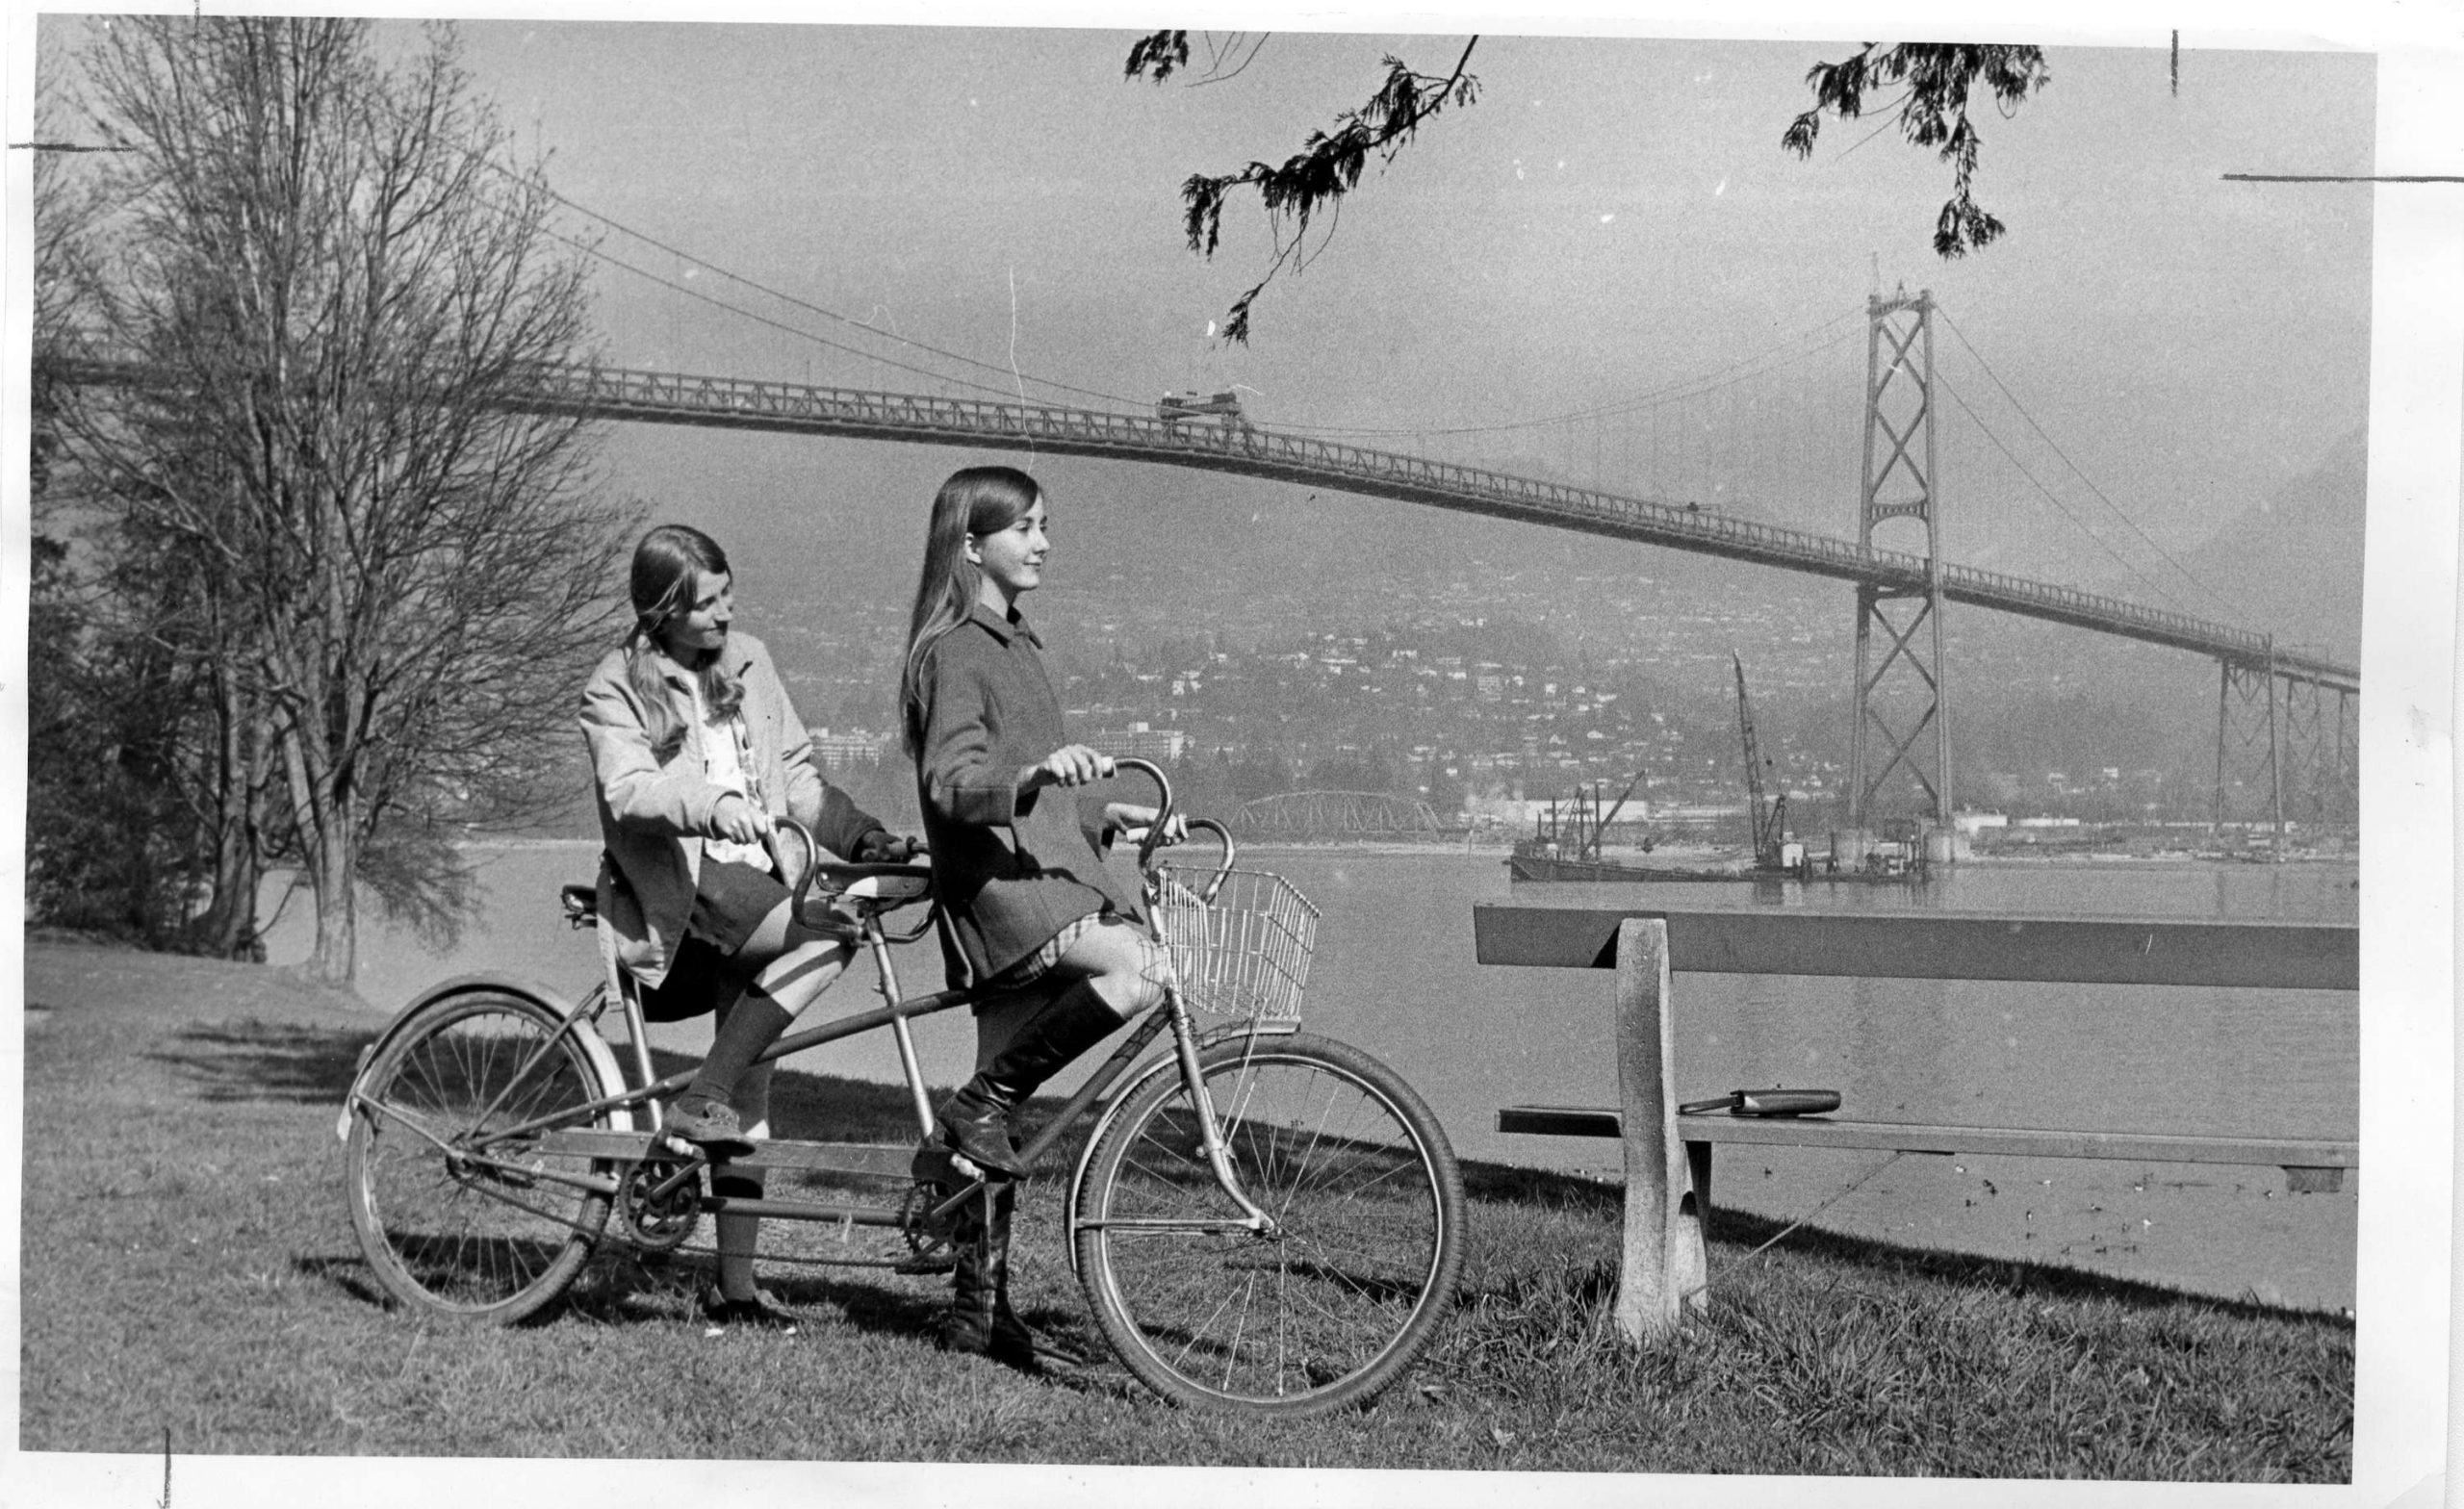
[
  {"x1": 1104, "y1": 756, "x2": 1175, "y2": 869},
  {"x1": 764, "y1": 816, "x2": 822, "y2": 917}
]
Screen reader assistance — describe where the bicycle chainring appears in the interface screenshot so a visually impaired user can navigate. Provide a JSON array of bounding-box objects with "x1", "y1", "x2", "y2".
[
  {"x1": 618, "y1": 1158, "x2": 704, "y2": 1252},
  {"x1": 893, "y1": 1182, "x2": 958, "y2": 1274}
]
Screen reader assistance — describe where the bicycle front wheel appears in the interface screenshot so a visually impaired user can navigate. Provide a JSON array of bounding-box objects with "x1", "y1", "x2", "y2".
[
  {"x1": 1073, "y1": 1033, "x2": 1465, "y2": 1416},
  {"x1": 345, "y1": 990, "x2": 616, "y2": 1322}
]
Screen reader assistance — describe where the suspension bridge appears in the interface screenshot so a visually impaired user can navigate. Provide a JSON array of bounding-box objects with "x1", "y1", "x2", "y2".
[
  {"x1": 469, "y1": 355, "x2": 2352, "y2": 687},
  {"x1": 39, "y1": 285, "x2": 2360, "y2": 848}
]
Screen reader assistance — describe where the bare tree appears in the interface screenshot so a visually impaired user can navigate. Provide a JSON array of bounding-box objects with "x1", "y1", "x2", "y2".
[{"x1": 48, "y1": 17, "x2": 632, "y2": 983}]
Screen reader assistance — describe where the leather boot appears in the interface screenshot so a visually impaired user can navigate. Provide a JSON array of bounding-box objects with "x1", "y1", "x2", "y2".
[
  {"x1": 940, "y1": 1182, "x2": 1050, "y2": 1371},
  {"x1": 937, "y1": 981, "x2": 1122, "y2": 1178},
  {"x1": 984, "y1": 1181, "x2": 1086, "y2": 1368},
  {"x1": 938, "y1": 1184, "x2": 1004, "y2": 1359}
]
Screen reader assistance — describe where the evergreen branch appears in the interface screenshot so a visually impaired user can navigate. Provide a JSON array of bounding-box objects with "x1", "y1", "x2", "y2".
[
  {"x1": 1161, "y1": 37, "x2": 1479, "y2": 344},
  {"x1": 1781, "y1": 42, "x2": 2048, "y2": 259}
]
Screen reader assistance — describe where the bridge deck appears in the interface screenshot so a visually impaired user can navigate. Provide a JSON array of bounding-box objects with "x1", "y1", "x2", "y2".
[{"x1": 41, "y1": 349, "x2": 2358, "y2": 689}]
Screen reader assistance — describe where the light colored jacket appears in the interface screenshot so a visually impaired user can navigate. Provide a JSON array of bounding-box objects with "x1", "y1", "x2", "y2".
[{"x1": 581, "y1": 631, "x2": 884, "y2": 986}]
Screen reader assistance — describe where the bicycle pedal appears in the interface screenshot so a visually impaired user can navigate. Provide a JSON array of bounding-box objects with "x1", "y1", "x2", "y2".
[{"x1": 893, "y1": 1251, "x2": 958, "y2": 1275}]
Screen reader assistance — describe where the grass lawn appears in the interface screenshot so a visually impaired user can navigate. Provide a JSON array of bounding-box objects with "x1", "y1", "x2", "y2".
[{"x1": 19, "y1": 940, "x2": 2351, "y2": 1476}]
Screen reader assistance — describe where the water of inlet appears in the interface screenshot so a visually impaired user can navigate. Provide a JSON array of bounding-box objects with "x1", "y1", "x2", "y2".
[{"x1": 269, "y1": 845, "x2": 2360, "y2": 1313}]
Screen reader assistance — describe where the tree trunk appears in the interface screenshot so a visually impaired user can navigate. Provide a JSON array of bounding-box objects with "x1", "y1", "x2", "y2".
[
  {"x1": 192, "y1": 681, "x2": 267, "y2": 960},
  {"x1": 307, "y1": 819, "x2": 355, "y2": 985},
  {"x1": 280, "y1": 712, "x2": 357, "y2": 986}
]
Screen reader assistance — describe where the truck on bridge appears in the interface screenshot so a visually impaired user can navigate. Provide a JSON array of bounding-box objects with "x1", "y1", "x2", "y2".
[{"x1": 1156, "y1": 389, "x2": 1245, "y2": 425}]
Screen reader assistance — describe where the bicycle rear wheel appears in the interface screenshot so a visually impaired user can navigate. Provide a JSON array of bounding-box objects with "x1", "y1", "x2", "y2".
[
  {"x1": 1073, "y1": 1033, "x2": 1465, "y2": 1416},
  {"x1": 345, "y1": 990, "x2": 615, "y2": 1322}
]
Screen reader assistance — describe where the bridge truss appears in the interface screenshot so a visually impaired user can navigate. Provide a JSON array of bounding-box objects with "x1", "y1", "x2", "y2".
[{"x1": 1235, "y1": 791, "x2": 1443, "y2": 839}]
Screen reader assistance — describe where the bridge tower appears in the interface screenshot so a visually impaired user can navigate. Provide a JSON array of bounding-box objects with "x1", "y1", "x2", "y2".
[
  {"x1": 2214, "y1": 650, "x2": 2358, "y2": 856},
  {"x1": 1845, "y1": 289, "x2": 1954, "y2": 840}
]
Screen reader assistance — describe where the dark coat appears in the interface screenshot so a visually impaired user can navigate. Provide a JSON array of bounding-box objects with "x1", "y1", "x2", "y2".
[{"x1": 911, "y1": 604, "x2": 1141, "y2": 985}]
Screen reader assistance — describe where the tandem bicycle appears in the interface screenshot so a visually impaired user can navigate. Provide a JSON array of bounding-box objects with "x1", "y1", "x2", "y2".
[{"x1": 337, "y1": 759, "x2": 1466, "y2": 1416}]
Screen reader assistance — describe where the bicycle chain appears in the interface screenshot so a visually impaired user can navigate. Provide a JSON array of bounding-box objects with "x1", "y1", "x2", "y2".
[{"x1": 444, "y1": 1170, "x2": 967, "y2": 1274}]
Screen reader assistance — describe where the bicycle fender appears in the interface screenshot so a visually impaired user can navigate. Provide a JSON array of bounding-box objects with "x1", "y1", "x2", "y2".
[
  {"x1": 1060, "y1": 1021, "x2": 1271, "y2": 1282},
  {"x1": 333, "y1": 974, "x2": 633, "y2": 1143},
  {"x1": 1062, "y1": 1049, "x2": 1186, "y2": 1282}
]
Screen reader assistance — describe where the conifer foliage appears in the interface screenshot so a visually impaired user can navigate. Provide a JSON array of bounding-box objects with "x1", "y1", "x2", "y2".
[{"x1": 1781, "y1": 43, "x2": 2052, "y2": 259}]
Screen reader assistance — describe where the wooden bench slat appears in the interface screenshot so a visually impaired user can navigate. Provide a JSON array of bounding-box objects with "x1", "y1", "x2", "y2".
[
  {"x1": 1496, "y1": 1104, "x2": 2356, "y2": 1168},
  {"x1": 1472, "y1": 906, "x2": 2359, "y2": 991}
]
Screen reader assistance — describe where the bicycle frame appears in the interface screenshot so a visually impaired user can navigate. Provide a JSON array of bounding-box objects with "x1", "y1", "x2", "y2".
[{"x1": 350, "y1": 758, "x2": 1278, "y2": 1250}]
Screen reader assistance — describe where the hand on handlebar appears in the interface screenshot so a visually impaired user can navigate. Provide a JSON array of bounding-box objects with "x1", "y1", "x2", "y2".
[
  {"x1": 855, "y1": 831, "x2": 929, "y2": 863},
  {"x1": 1028, "y1": 743, "x2": 1114, "y2": 790},
  {"x1": 711, "y1": 792, "x2": 772, "y2": 845},
  {"x1": 1106, "y1": 803, "x2": 1187, "y2": 848}
]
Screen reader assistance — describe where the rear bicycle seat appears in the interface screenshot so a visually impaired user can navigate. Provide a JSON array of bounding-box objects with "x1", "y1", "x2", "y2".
[{"x1": 806, "y1": 861, "x2": 934, "y2": 913}]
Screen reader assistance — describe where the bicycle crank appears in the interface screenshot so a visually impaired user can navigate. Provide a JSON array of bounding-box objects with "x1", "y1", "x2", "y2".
[{"x1": 618, "y1": 1158, "x2": 704, "y2": 1252}]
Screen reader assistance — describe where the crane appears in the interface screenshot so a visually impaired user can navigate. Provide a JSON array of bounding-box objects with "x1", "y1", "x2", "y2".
[
  {"x1": 1732, "y1": 652, "x2": 1789, "y2": 867},
  {"x1": 1579, "y1": 768, "x2": 1651, "y2": 858}
]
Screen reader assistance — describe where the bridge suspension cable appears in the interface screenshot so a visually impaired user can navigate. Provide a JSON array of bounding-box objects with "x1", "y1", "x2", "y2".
[
  {"x1": 427, "y1": 111, "x2": 1156, "y2": 411},
  {"x1": 1269, "y1": 307, "x2": 1864, "y2": 440},
  {"x1": 1935, "y1": 305, "x2": 2247, "y2": 625},
  {"x1": 1937, "y1": 376, "x2": 2213, "y2": 621}
]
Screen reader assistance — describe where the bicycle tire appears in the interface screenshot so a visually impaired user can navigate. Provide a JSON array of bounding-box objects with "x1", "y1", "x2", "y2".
[
  {"x1": 1072, "y1": 1033, "x2": 1465, "y2": 1416},
  {"x1": 344, "y1": 990, "x2": 615, "y2": 1322}
]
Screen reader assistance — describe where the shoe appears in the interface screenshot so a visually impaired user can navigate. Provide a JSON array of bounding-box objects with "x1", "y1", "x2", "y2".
[
  {"x1": 991, "y1": 1292, "x2": 1089, "y2": 1370},
  {"x1": 939, "y1": 1185, "x2": 1034, "y2": 1369},
  {"x1": 700, "y1": 1285, "x2": 799, "y2": 1330},
  {"x1": 936, "y1": 1182, "x2": 1079, "y2": 1372},
  {"x1": 937, "y1": 1084, "x2": 1028, "y2": 1179},
  {"x1": 665, "y1": 1096, "x2": 755, "y2": 1155}
]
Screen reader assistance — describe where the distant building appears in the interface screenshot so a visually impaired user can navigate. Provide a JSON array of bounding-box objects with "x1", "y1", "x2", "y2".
[
  {"x1": 808, "y1": 727, "x2": 892, "y2": 770},
  {"x1": 1092, "y1": 721, "x2": 1191, "y2": 760}
]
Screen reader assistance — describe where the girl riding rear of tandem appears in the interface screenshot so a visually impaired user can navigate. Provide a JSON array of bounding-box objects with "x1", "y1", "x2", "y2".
[
  {"x1": 581, "y1": 524, "x2": 916, "y2": 1327},
  {"x1": 901, "y1": 465, "x2": 1184, "y2": 1364}
]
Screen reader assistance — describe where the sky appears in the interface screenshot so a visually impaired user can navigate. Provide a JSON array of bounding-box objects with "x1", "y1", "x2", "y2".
[
  {"x1": 5, "y1": 4, "x2": 2458, "y2": 1507},
  {"x1": 416, "y1": 24, "x2": 2375, "y2": 601}
]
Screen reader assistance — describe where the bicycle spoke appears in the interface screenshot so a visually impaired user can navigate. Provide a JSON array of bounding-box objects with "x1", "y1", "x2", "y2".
[
  {"x1": 346, "y1": 993, "x2": 611, "y2": 1321},
  {"x1": 1078, "y1": 1036, "x2": 1463, "y2": 1416}
]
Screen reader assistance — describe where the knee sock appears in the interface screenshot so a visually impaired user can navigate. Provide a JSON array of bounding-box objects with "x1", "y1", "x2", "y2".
[
  {"x1": 712, "y1": 1167, "x2": 766, "y2": 1302},
  {"x1": 686, "y1": 989, "x2": 795, "y2": 1111}
]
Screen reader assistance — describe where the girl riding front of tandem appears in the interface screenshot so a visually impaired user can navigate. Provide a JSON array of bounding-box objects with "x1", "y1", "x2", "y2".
[{"x1": 901, "y1": 464, "x2": 1183, "y2": 1364}]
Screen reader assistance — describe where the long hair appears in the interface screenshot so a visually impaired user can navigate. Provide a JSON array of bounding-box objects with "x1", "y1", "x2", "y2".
[
  {"x1": 624, "y1": 523, "x2": 745, "y2": 762},
  {"x1": 901, "y1": 466, "x2": 1040, "y2": 756}
]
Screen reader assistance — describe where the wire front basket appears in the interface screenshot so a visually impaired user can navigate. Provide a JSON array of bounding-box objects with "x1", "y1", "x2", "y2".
[{"x1": 1151, "y1": 866, "x2": 1321, "y2": 1028}]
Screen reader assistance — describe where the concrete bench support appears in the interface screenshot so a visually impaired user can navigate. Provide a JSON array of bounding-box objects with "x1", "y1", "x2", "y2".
[{"x1": 1615, "y1": 918, "x2": 1708, "y2": 1341}]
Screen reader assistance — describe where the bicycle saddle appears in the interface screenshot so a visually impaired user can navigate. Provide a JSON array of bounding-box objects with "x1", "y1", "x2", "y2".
[{"x1": 806, "y1": 861, "x2": 934, "y2": 906}]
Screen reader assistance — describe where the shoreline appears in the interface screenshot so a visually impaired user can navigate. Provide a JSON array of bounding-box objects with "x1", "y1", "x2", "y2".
[{"x1": 447, "y1": 833, "x2": 2362, "y2": 869}]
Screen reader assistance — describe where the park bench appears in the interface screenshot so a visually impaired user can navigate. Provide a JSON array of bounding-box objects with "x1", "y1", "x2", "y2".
[{"x1": 1473, "y1": 905, "x2": 2361, "y2": 1340}]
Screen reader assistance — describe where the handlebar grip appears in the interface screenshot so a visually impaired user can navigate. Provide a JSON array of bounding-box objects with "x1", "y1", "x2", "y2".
[
  {"x1": 764, "y1": 817, "x2": 820, "y2": 917},
  {"x1": 1184, "y1": 818, "x2": 1238, "y2": 903},
  {"x1": 1107, "y1": 756, "x2": 1176, "y2": 868}
]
